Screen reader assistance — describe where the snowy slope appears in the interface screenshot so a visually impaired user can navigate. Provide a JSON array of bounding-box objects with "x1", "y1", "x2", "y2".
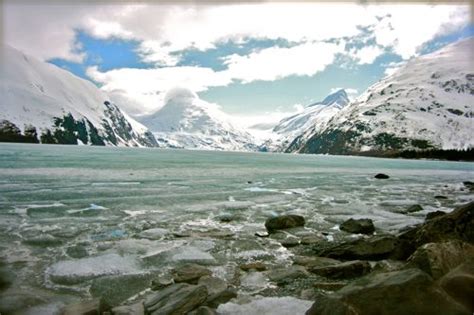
[
  {"x1": 294, "y1": 38, "x2": 474, "y2": 154},
  {"x1": 263, "y1": 89, "x2": 349, "y2": 152},
  {"x1": 140, "y1": 88, "x2": 257, "y2": 151},
  {"x1": 0, "y1": 44, "x2": 157, "y2": 147}
]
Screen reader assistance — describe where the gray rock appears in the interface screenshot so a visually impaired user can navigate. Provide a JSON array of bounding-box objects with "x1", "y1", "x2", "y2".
[
  {"x1": 198, "y1": 276, "x2": 227, "y2": 296},
  {"x1": 309, "y1": 260, "x2": 371, "y2": 279},
  {"x1": 138, "y1": 228, "x2": 169, "y2": 240},
  {"x1": 204, "y1": 288, "x2": 237, "y2": 309},
  {"x1": 292, "y1": 256, "x2": 340, "y2": 268},
  {"x1": 339, "y1": 218, "x2": 375, "y2": 234},
  {"x1": 405, "y1": 240, "x2": 474, "y2": 279},
  {"x1": 188, "y1": 306, "x2": 217, "y2": 315},
  {"x1": 405, "y1": 204, "x2": 424, "y2": 213},
  {"x1": 66, "y1": 245, "x2": 88, "y2": 258},
  {"x1": 144, "y1": 283, "x2": 208, "y2": 315},
  {"x1": 23, "y1": 234, "x2": 62, "y2": 246},
  {"x1": 306, "y1": 268, "x2": 470, "y2": 315},
  {"x1": 111, "y1": 302, "x2": 144, "y2": 315},
  {"x1": 0, "y1": 290, "x2": 49, "y2": 314},
  {"x1": 439, "y1": 262, "x2": 474, "y2": 312},
  {"x1": 172, "y1": 264, "x2": 212, "y2": 284},
  {"x1": 240, "y1": 262, "x2": 267, "y2": 271},
  {"x1": 265, "y1": 215, "x2": 305, "y2": 233},
  {"x1": 62, "y1": 298, "x2": 109, "y2": 315},
  {"x1": 151, "y1": 274, "x2": 174, "y2": 290},
  {"x1": 267, "y1": 265, "x2": 309, "y2": 285}
]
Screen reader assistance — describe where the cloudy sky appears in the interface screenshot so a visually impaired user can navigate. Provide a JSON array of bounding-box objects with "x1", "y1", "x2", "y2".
[{"x1": 2, "y1": 1, "x2": 473, "y2": 129}]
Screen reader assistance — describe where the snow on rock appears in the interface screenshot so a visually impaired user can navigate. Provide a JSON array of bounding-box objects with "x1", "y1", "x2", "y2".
[
  {"x1": 293, "y1": 38, "x2": 474, "y2": 154},
  {"x1": 217, "y1": 296, "x2": 314, "y2": 315},
  {"x1": 0, "y1": 44, "x2": 157, "y2": 147},
  {"x1": 139, "y1": 88, "x2": 257, "y2": 151},
  {"x1": 46, "y1": 254, "x2": 140, "y2": 285},
  {"x1": 263, "y1": 89, "x2": 350, "y2": 152}
]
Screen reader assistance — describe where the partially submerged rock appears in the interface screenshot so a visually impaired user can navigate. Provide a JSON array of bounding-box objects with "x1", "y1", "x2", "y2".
[
  {"x1": 374, "y1": 173, "x2": 389, "y2": 179},
  {"x1": 265, "y1": 215, "x2": 305, "y2": 233},
  {"x1": 339, "y1": 218, "x2": 375, "y2": 234},
  {"x1": 425, "y1": 210, "x2": 446, "y2": 221},
  {"x1": 404, "y1": 204, "x2": 424, "y2": 213},
  {"x1": 144, "y1": 283, "x2": 208, "y2": 315},
  {"x1": 306, "y1": 268, "x2": 470, "y2": 315},
  {"x1": 309, "y1": 260, "x2": 371, "y2": 279}
]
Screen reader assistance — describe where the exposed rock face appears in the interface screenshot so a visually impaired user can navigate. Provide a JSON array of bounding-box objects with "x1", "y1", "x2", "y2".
[
  {"x1": 265, "y1": 215, "x2": 305, "y2": 233},
  {"x1": 309, "y1": 260, "x2": 371, "y2": 279},
  {"x1": 144, "y1": 283, "x2": 208, "y2": 315},
  {"x1": 439, "y1": 263, "x2": 474, "y2": 312},
  {"x1": 405, "y1": 241, "x2": 474, "y2": 279},
  {"x1": 305, "y1": 268, "x2": 471, "y2": 315},
  {"x1": 339, "y1": 218, "x2": 375, "y2": 234}
]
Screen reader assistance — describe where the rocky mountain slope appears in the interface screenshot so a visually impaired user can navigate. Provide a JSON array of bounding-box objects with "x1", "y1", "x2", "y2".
[
  {"x1": 139, "y1": 88, "x2": 257, "y2": 151},
  {"x1": 0, "y1": 45, "x2": 157, "y2": 147},
  {"x1": 290, "y1": 38, "x2": 474, "y2": 155}
]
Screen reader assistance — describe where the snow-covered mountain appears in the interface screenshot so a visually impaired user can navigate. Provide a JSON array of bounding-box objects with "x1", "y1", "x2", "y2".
[
  {"x1": 139, "y1": 88, "x2": 257, "y2": 151},
  {"x1": 290, "y1": 38, "x2": 474, "y2": 155},
  {"x1": 0, "y1": 44, "x2": 157, "y2": 147},
  {"x1": 261, "y1": 89, "x2": 349, "y2": 152}
]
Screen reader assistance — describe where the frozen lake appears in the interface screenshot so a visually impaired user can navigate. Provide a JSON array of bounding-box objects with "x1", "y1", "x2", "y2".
[{"x1": 0, "y1": 143, "x2": 473, "y2": 314}]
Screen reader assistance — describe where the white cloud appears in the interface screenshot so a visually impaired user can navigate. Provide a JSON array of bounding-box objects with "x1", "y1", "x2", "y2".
[{"x1": 350, "y1": 45, "x2": 385, "y2": 64}]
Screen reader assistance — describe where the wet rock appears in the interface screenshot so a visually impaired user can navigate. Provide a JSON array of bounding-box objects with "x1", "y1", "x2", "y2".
[
  {"x1": 292, "y1": 256, "x2": 340, "y2": 268},
  {"x1": 144, "y1": 283, "x2": 208, "y2": 315},
  {"x1": 318, "y1": 235, "x2": 404, "y2": 260},
  {"x1": 23, "y1": 234, "x2": 62, "y2": 246},
  {"x1": 90, "y1": 273, "x2": 154, "y2": 307},
  {"x1": 0, "y1": 290, "x2": 49, "y2": 314},
  {"x1": 374, "y1": 173, "x2": 389, "y2": 179},
  {"x1": 255, "y1": 231, "x2": 269, "y2": 238},
  {"x1": 143, "y1": 245, "x2": 217, "y2": 266},
  {"x1": 300, "y1": 234, "x2": 324, "y2": 245},
  {"x1": 439, "y1": 263, "x2": 474, "y2": 312},
  {"x1": 404, "y1": 204, "x2": 424, "y2": 213},
  {"x1": 151, "y1": 274, "x2": 174, "y2": 290},
  {"x1": 204, "y1": 288, "x2": 238, "y2": 309},
  {"x1": 309, "y1": 260, "x2": 371, "y2": 279},
  {"x1": 306, "y1": 268, "x2": 471, "y2": 315},
  {"x1": 264, "y1": 215, "x2": 305, "y2": 233},
  {"x1": 312, "y1": 282, "x2": 347, "y2": 291},
  {"x1": 435, "y1": 195, "x2": 448, "y2": 199},
  {"x1": 62, "y1": 298, "x2": 109, "y2": 315},
  {"x1": 172, "y1": 264, "x2": 212, "y2": 284},
  {"x1": 188, "y1": 306, "x2": 217, "y2": 315},
  {"x1": 198, "y1": 276, "x2": 227, "y2": 296},
  {"x1": 339, "y1": 218, "x2": 375, "y2": 235},
  {"x1": 463, "y1": 181, "x2": 474, "y2": 191},
  {"x1": 240, "y1": 261, "x2": 267, "y2": 271},
  {"x1": 279, "y1": 235, "x2": 301, "y2": 248},
  {"x1": 267, "y1": 265, "x2": 309, "y2": 285},
  {"x1": 66, "y1": 245, "x2": 88, "y2": 258},
  {"x1": 425, "y1": 210, "x2": 446, "y2": 221},
  {"x1": 405, "y1": 241, "x2": 474, "y2": 279},
  {"x1": 111, "y1": 302, "x2": 144, "y2": 315},
  {"x1": 138, "y1": 228, "x2": 169, "y2": 240},
  {"x1": 372, "y1": 259, "x2": 404, "y2": 273}
]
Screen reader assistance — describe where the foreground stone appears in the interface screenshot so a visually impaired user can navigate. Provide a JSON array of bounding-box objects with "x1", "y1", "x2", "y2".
[
  {"x1": 265, "y1": 215, "x2": 305, "y2": 233},
  {"x1": 309, "y1": 260, "x2": 371, "y2": 279},
  {"x1": 406, "y1": 241, "x2": 474, "y2": 279},
  {"x1": 339, "y1": 218, "x2": 375, "y2": 235},
  {"x1": 425, "y1": 210, "x2": 446, "y2": 221},
  {"x1": 306, "y1": 268, "x2": 470, "y2": 315},
  {"x1": 439, "y1": 263, "x2": 474, "y2": 312},
  {"x1": 111, "y1": 302, "x2": 144, "y2": 315},
  {"x1": 172, "y1": 264, "x2": 212, "y2": 284},
  {"x1": 62, "y1": 298, "x2": 109, "y2": 315},
  {"x1": 267, "y1": 265, "x2": 309, "y2": 285},
  {"x1": 144, "y1": 283, "x2": 208, "y2": 315}
]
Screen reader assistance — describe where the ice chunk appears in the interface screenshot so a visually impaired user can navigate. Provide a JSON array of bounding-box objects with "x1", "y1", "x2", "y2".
[
  {"x1": 47, "y1": 254, "x2": 139, "y2": 285},
  {"x1": 217, "y1": 296, "x2": 313, "y2": 315}
]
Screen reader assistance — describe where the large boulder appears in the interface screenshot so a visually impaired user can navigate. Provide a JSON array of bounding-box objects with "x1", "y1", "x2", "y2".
[
  {"x1": 405, "y1": 241, "x2": 474, "y2": 279},
  {"x1": 339, "y1": 218, "x2": 375, "y2": 235},
  {"x1": 62, "y1": 298, "x2": 109, "y2": 315},
  {"x1": 144, "y1": 283, "x2": 208, "y2": 315},
  {"x1": 111, "y1": 302, "x2": 144, "y2": 315},
  {"x1": 265, "y1": 215, "x2": 305, "y2": 233},
  {"x1": 172, "y1": 264, "x2": 212, "y2": 284},
  {"x1": 439, "y1": 263, "x2": 474, "y2": 312},
  {"x1": 267, "y1": 265, "x2": 309, "y2": 285},
  {"x1": 309, "y1": 260, "x2": 371, "y2": 279},
  {"x1": 306, "y1": 268, "x2": 470, "y2": 315}
]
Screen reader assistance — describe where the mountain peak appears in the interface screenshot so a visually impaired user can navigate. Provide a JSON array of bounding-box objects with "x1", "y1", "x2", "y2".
[{"x1": 309, "y1": 89, "x2": 349, "y2": 108}]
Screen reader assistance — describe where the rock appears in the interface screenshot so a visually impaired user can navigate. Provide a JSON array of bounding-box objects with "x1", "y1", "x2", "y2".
[
  {"x1": 425, "y1": 210, "x2": 446, "y2": 220},
  {"x1": 318, "y1": 235, "x2": 406, "y2": 260},
  {"x1": 215, "y1": 213, "x2": 234, "y2": 223},
  {"x1": 339, "y1": 218, "x2": 375, "y2": 234},
  {"x1": 188, "y1": 306, "x2": 217, "y2": 315},
  {"x1": 151, "y1": 274, "x2": 174, "y2": 290},
  {"x1": 62, "y1": 298, "x2": 109, "y2": 315},
  {"x1": 439, "y1": 263, "x2": 474, "y2": 312},
  {"x1": 405, "y1": 204, "x2": 424, "y2": 213},
  {"x1": 312, "y1": 282, "x2": 347, "y2": 291},
  {"x1": 292, "y1": 256, "x2": 341, "y2": 268},
  {"x1": 138, "y1": 228, "x2": 169, "y2": 240},
  {"x1": 66, "y1": 245, "x2": 88, "y2": 258},
  {"x1": 264, "y1": 215, "x2": 305, "y2": 233},
  {"x1": 267, "y1": 265, "x2": 309, "y2": 285},
  {"x1": 144, "y1": 283, "x2": 208, "y2": 315},
  {"x1": 374, "y1": 173, "x2": 389, "y2": 179},
  {"x1": 306, "y1": 268, "x2": 471, "y2": 315},
  {"x1": 172, "y1": 264, "x2": 212, "y2": 284},
  {"x1": 111, "y1": 302, "x2": 144, "y2": 315},
  {"x1": 0, "y1": 290, "x2": 49, "y2": 314},
  {"x1": 405, "y1": 241, "x2": 474, "y2": 279},
  {"x1": 240, "y1": 262, "x2": 267, "y2": 271},
  {"x1": 463, "y1": 181, "x2": 474, "y2": 191},
  {"x1": 435, "y1": 195, "x2": 448, "y2": 199},
  {"x1": 279, "y1": 236, "x2": 301, "y2": 248},
  {"x1": 255, "y1": 231, "x2": 269, "y2": 238},
  {"x1": 204, "y1": 288, "x2": 237, "y2": 309},
  {"x1": 90, "y1": 273, "x2": 154, "y2": 307},
  {"x1": 371, "y1": 260, "x2": 404, "y2": 273},
  {"x1": 198, "y1": 276, "x2": 227, "y2": 296},
  {"x1": 23, "y1": 234, "x2": 62, "y2": 246},
  {"x1": 300, "y1": 234, "x2": 324, "y2": 245},
  {"x1": 309, "y1": 260, "x2": 371, "y2": 279}
]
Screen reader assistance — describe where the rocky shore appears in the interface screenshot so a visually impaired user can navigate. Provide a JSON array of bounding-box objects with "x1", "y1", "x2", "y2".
[{"x1": 53, "y1": 194, "x2": 474, "y2": 315}]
